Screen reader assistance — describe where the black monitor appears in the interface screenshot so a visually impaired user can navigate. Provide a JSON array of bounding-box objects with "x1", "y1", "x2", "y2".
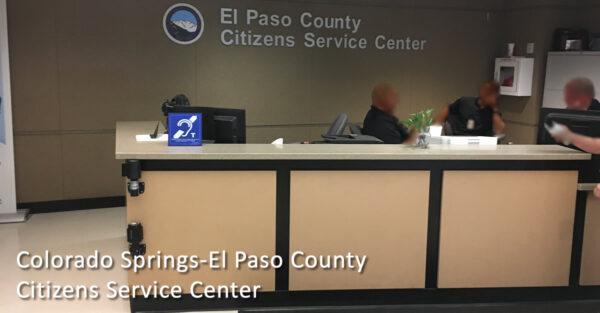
[
  {"x1": 212, "y1": 108, "x2": 246, "y2": 143},
  {"x1": 537, "y1": 108, "x2": 600, "y2": 145},
  {"x1": 167, "y1": 106, "x2": 246, "y2": 143}
]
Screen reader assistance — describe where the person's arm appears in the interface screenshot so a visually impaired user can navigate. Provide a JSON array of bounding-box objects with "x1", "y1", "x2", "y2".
[
  {"x1": 485, "y1": 98, "x2": 506, "y2": 135},
  {"x1": 568, "y1": 133, "x2": 600, "y2": 154},
  {"x1": 404, "y1": 129, "x2": 418, "y2": 145},
  {"x1": 551, "y1": 125, "x2": 600, "y2": 154},
  {"x1": 435, "y1": 98, "x2": 463, "y2": 125},
  {"x1": 552, "y1": 125, "x2": 600, "y2": 199},
  {"x1": 365, "y1": 122, "x2": 409, "y2": 144},
  {"x1": 434, "y1": 106, "x2": 450, "y2": 125},
  {"x1": 394, "y1": 123, "x2": 413, "y2": 144},
  {"x1": 492, "y1": 111, "x2": 506, "y2": 135},
  {"x1": 554, "y1": 130, "x2": 600, "y2": 199}
]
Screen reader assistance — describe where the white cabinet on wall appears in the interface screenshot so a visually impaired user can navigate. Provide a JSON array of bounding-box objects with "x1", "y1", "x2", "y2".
[
  {"x1": 542, "y1": 52, "x2": 600, "y2": 108},
  {"x1": 494, "y1": 57, "x2": 534, "y2": 97}
]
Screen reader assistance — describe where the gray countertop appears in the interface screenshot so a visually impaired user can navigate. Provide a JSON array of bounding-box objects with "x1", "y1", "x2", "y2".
[{"x1": 115, "y1": 121, "x2": 591, "y2": 161}]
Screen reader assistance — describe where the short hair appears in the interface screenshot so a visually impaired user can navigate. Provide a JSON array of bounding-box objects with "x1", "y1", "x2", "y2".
[{"x1": 566, "y1": 77, "x2": 596, "y2": 98}]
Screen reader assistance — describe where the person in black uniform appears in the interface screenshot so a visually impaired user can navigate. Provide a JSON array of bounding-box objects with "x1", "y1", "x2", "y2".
[
  {"x1": 564, "y1": 77, "x2": 600, "y2": 111},
  {"x1": 362, "y1": 83, "x2": 414, "y2": 144},
  {"x1": 434, "y1": 81, "x2": 505, "y2": 136}
]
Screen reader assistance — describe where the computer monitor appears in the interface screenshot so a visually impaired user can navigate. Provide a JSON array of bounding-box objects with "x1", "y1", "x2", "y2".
[
  {"x1": 537, "y1": 108, "x2": 600, "y2": 145},
  {"x1": 167, "y1": 106, "x2": 246, "y2": 143},
  {"x1": 212, "y1": 108, "x2": 246, "y2": 143}
]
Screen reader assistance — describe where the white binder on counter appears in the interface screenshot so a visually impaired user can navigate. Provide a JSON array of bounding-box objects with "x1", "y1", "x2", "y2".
[{"x1": 431, "y1": 136, "x2": 498, "y2": 145}]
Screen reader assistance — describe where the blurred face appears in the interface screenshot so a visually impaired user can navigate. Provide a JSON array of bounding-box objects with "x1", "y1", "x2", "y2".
[
  {"x1": 379, "y1": 88, "x2": 398, "y2": 114},
  {"x1": 564, "y1": 85, "x2": 592, "y2": 110},
  {"x1": 479, "y1": 87, "x2": 499, "y2": 107}
]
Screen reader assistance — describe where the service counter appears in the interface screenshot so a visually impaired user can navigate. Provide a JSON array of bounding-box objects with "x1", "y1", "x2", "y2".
[{"x1": 116, "y1": 121, "x2": 600, "y2": 312}]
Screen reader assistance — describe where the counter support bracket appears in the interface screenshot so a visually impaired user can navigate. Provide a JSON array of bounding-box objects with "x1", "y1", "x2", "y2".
[
  {"x1": 425, "y1": 167, "x2": 443, "y2": 289},
  {"x1": 275, "y1": 167, "x2": 291, "y2": 291},
  {"x1": 569, "y1": 189, "x2": 588, "y2": 286}
]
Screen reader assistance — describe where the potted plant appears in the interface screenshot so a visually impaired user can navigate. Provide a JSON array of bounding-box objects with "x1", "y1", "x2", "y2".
[{"x1": 405, "y1": 109, "x2": 434, "y2": 148}]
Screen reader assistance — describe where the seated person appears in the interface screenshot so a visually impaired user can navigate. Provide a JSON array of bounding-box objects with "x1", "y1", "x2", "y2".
[
  {"x1": 362, "y1": 83, "x2": 412, "y2": 144},
  {"x1": 564, "y1": 77, "x2": 600, "y2": 111},
  {"x1": 434, "y1": 81, "x2": 505, "y2": 136}
]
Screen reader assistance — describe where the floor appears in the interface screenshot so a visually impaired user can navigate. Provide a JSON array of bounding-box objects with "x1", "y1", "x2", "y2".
[
  {"x1": 0, "y1": 207, "x2": 131, "y2": 313},
  {"x1": 1, "y1": 208, "x2": 599, "y2": 313}
]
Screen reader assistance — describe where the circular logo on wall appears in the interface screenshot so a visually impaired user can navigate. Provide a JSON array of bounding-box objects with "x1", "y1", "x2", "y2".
[{"x1": 163, "y1": 3, "x2": 204, "y2": 45}]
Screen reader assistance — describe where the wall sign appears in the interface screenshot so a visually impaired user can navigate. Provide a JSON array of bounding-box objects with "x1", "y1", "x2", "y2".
[
  {"x1": 163, "y1": 3, "x2": 204, "y2": 45},
  {"x1": 219, "y1": 9, "x2": 428, "y2": 51},
  {"x1": 168, "y1": 113, "x2": 202, "y2": 146},
  {"x1": 162, "y1": 4, "x2": 428, "y2": 52}
]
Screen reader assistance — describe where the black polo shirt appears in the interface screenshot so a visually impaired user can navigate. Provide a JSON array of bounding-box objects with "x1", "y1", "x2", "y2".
[
  {"x1": 362, "y1": 106, "x2": 409, "y2": 144},
  {"x1": 447, "y1": 97, "x2": 495, "y2": 136},
  {"x1": 588, "y1": 99, "x2": 600, "y2": 111}
]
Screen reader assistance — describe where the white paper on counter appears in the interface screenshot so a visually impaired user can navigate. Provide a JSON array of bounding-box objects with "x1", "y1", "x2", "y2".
[{"x1": 136, "y1": 134, "x2": 168, "y2": 142}]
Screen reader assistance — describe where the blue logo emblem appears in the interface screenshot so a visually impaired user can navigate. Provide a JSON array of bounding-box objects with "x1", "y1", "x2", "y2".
[
  {"x1": 168, "y1": 113, "x2": 202, "y2": 146},
  {"x1": 163, "y1": 3, "x2": 204, "y2": 45}
]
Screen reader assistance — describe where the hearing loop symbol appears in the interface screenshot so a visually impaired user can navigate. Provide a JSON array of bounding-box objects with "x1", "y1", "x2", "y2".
[{"x1": 174, "y1": 115, "x2": 198, "y2": 139}]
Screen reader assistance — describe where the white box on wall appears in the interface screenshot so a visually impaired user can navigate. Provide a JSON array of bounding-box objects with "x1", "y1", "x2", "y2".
[{"x1": 494, "y1": 57, "x2": 534, "y2": 96}]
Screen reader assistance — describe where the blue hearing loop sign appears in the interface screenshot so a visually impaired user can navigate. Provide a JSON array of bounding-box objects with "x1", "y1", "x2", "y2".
[{"x1": 168, "y1": 113, "x2": 202, "y2": 146}]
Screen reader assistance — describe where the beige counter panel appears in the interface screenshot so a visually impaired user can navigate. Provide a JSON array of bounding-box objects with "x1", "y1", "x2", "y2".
[
  {"x1": 126, "y1": 171, "x2": 277, "y2": 293},
  {"x1": 115, "y1": 122, "x2": 590, "y2": 161},
  {"x1": 289, "y1": 171, "x2": 430, "y2": 290},
  {"x1": 438, "y1": 171, "x2": 578, "y2": 288},
  {"x1": 581, "y1": 192, "x2": 600, "y2": 286}
]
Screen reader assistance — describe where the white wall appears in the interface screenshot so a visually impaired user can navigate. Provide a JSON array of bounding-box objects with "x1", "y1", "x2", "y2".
[{"x1": 0, "y1": 0, "x2": 17, "y2": 214}]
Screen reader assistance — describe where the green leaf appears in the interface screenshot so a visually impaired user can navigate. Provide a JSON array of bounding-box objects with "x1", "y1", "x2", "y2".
[{"x1": 405, "y1": 108, "x2": 435, "y2": 132}]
